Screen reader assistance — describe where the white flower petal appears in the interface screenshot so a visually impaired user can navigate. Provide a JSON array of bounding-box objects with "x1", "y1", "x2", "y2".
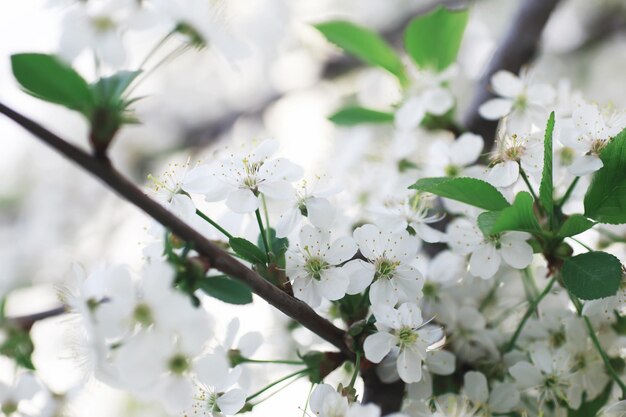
[
  {"x1": 464, "y1": 371, "x2": 489, "y2": 403},
  {"x1": 479, "y1": 98, "x2": 514, "y2": 120},
  {"x1": 397, "y1": 349, "x2": 423, "y2": 383},
  {"x1": 450, "y1": 133, "x2": 484, "y2": 167},
  {"x1": 487, "y1": 160, "x2": 519, "y2": 188},
  {"x1": 568, "y1": 154, "x2": 604, "y2": 176},
  {"x1": 364, "y1": 332, "x2": 396, "y2": 363},
  {"x1": 469, "y1": 243, "x2": 501, "y2": 279},
  {"x1": 217, "y1": 388, "x2": 247, "y2": 414},
  {"x1": 226, "y1": 189, "x2": 259, "y2": 213},
  {"x1": 395, "y1": 97, "x2": 426, "y2": 131},
  {"x1": 500, "y1": 236, "x2": 533, "y2": 269},
  {"x1": 491, "y1": 70, "x2": 523, "y2": 97}
]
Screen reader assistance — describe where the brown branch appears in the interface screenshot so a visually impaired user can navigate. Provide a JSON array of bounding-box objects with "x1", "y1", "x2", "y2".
[
  {"x1": 462, "y1": 0, "x2": 562, "y2": 151},
  {"x1": 4, "y1": 306, "x2": 67, "y2": 331},
  {"x1": 0, "y1": 102, "x2": 352, "y2": 359}
]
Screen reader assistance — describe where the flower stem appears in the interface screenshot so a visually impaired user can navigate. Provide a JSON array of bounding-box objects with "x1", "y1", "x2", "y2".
[
  {"x1": 505, "y1": 276, "x2": 556, "y2": 351},
  {"x1": 519, "y1": 168, "x2": 540, "y2": 207},
  {"x1": 261, "y1": 195, "x2": 272, "y2": 252},
  {"x1": 256, "y1": 208, "x2": 271, "y2": 263},
  {"x1": 246, "y1": 368, "x2": 309, "y2": 402},
  {"x1": 568, "y1": 291, "x2": 626, "y2": 399},
  {"x1": 348, "y1": 351, "x2": 361, "y2": 390},
  {"x1": 138, "y1": 30, "x2": 174, "y2": 70},
  {"x1": 567, "y1": 236, "x2": 593, "y2": 252},
  {"x1": 195, "y1": 209, "x2": 233, "y2": 240},
  {"x1": 556, "y1": 176, "x2": 580, "y2": 207}
]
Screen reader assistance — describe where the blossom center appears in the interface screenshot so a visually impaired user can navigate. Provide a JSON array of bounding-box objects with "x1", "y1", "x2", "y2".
[
  {"x1": 2, "y1": 402, "x2": 18, "y2": 415},
  {"x1": 375, "y1": 258, "x2": 399, "y2": 280},
  {"x1": 168, "y1": 353, "x2": 190, "y2": 375},
  {"x1": 590, "y1": 139, "x2": 608, "y2": 155},
  {"x1": 396, "y1": 327, "x2": 418, "y2": 348},
  {"x1": 91, "y1": 16, "x2": 116, "y2": 32},
  {"x1": 305, "y1": 256, "x2": 328, "y2": 280},
  {"x1": 444, "y1": 164, "x2": 460, "y2": 177},
  {"x1": 133, "y1": 303, "x2": 153, "y2": 326}
]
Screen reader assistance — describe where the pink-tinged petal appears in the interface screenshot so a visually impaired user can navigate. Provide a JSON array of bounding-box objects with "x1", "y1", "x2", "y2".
[
  {"x1": 479, "y1": 98, "x2": 514, "y2": 120},
  {"x1": 364, "y1": 332, "x2": 396, "y2": 363}
]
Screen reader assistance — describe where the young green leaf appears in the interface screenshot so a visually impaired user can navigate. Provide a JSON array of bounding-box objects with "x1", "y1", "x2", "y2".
[
  {"x1": 584, "y1": 128, "x2": 626, "y2": 224},
  {"x1": 490, "y1": 192, "x2": 542, "y2": 234},
  {"x1": 91, "y1": 70, "x2": 142, "y2": 104},
  {"x1": 314, "y1": 21, "x2": 407, "y2": 83},
  {"x1": 229, "y1": 237, "x2": 267, "y2": 264},
  {"x1": 329, "y1": 106, "x2": 394, "y2": 126},
  {"x1": 11, "y1": 53, "x2": 94, "y2": 115},
  {"x1": 197, "y1": 276, "x2": 253, "y2": 305},
  {"x1": 562, "y1": 251, "x2": 623, "y2": 300},
  {"x1": 404, "y1": 6, "x2": 469, "y2": 72},
  {"x1": 257, "y1": 228, "x2": 289, "y2": 258},
  {"x1": 477, "y1": 211, "x2": 500, "y2": 236},
  {"x1": 558, "y1": 215, "x2": 595, "y2": 238},
  {"x1": 409, "y1": 177, "x2": 510, "y2": 211},
  {"x1": 539, "y1": 112, "x2": 555, "y2": 225}
]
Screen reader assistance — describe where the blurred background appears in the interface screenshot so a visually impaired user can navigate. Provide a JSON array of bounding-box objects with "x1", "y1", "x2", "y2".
[{"x1": 1, "y1": 0, "x2": 625, "y2": 415}]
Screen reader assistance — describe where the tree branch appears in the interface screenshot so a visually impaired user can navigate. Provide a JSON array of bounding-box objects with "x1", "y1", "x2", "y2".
[
  {"x1": 4, "y1": 306, "x2": 67, "y2": 331},
  {"x1": 0, "y1": 102, "x2": 352, "y2": 359},
  {"x1": 463, "y1": 0, "x2": 561, "y2": 151}
]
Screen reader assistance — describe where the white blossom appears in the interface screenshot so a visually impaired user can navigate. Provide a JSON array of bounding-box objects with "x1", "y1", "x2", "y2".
[
  {"x1": 479, "y1": 70, "x2": 555, "y2": 134},
  {"x1": 286, "y1": 225, "x2": 357, "y2": 307},
  {"x1": 364, "y1": 303, "x2": 443, "y2": 383},
  {"x1": 346, "y1": 224, "x2": 423, "y2": 307}
]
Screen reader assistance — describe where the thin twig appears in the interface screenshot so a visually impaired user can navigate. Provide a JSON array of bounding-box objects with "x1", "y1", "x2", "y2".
[
  {"x1": 0, "y1": 102, "x2": 352, "y2": 359},
  {"x1": 463, "y1": 0, "x2": 562, "y2": 151}
]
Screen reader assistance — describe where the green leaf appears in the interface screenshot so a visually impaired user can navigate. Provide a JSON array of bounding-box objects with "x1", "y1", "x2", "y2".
[
  {"x1": 404, "y1": 6, "x2": 469, "y2": 72},
  {"x1": 409, "y1": 177, "x2": 510, "y2": 211},
  {"x1": 584, "y1": 128, "x2": 626, "y2": 224},
  {"x1": 315, "y1": 20, "x2": 407, "y2": 83},
  {"x1": 539, "y1": 112, "x2": 555, "y2": 225},
  {"x1": 0, "y1": 328, "x2": 36, "y2": 370},
  {"x1": 229, "y1": 237, "x2": 267, "y2": 264},
  {"x1": 558, "y1": 215, "x2": 595, "y2": 238},
  {"x1": 257, "y1": 228, "x2": 289, "y2": 259},
  {"x1": 489, "y1": 192, "x2": 542, "y2": 234},
  {"x1": 477, "y1": 211, "x2": 500, "y2": 235},
  {"x1": 11, "y1": 53, "x2": 94, "y2": 115},
  {"x1": 562, "y1": 252, "x2": 623, "y2": 300},
  {"x1": 91, "y1": 70, "x2": 142, "y2": 105},
  {"x1": 329, "y1": 106, "x2": 394, "y2": 126},
  {"x1": 197, "y1": 276, "x2": 253, "y2": 305}
]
